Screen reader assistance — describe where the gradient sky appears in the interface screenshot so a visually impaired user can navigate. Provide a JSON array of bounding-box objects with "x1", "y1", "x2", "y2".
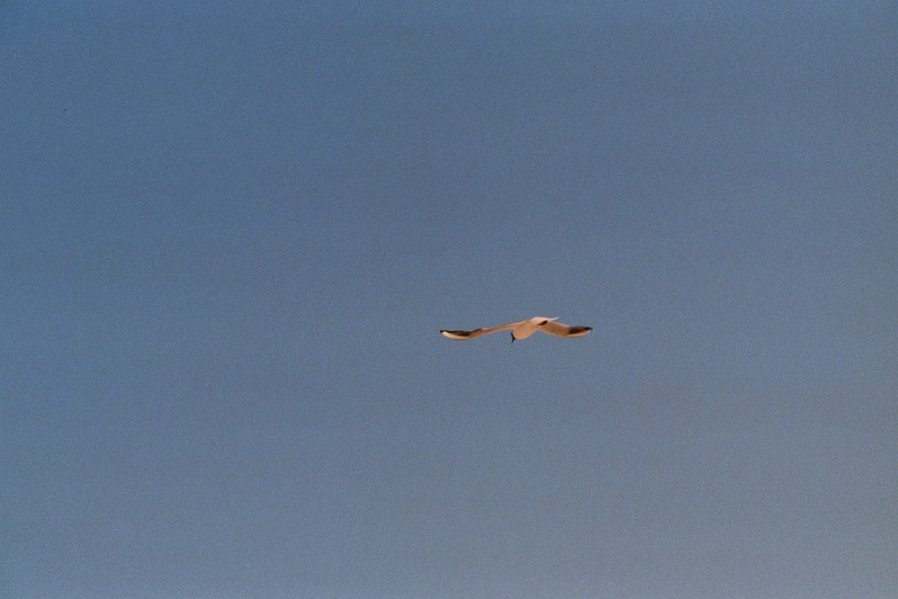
[{"x1": 2, "y1": 3, "x2": 897, "y2": 598}]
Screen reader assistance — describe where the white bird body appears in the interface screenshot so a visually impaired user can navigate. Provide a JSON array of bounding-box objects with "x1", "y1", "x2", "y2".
[{"x1": 440, "y1": 316, "x2": 592, "y2": 342}]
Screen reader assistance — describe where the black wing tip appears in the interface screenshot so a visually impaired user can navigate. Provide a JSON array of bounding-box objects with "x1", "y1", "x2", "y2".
[{"x1": 441, "y1": 329, "x2": 478, "y2": 338}]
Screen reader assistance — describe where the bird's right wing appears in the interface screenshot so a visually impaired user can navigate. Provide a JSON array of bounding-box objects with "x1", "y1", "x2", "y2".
[
  {"x1": 538, "y1": 320, "x2": 593, "y2": 338},
  {"x1": 440, "y1": 321, "x2": 523, "y2": 340}
]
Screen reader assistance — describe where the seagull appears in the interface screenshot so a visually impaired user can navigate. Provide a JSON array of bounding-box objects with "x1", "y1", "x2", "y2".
[{"x1": 440, "y1": 316, "x2": 592, "y2": 342}]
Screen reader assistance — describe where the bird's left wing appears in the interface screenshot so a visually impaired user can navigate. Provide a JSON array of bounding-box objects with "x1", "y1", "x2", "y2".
[{"x1": 440, "y1": 321, "x2": 523, "y2": 340}]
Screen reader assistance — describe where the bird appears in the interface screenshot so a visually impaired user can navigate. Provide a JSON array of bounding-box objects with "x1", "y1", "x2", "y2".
[{"x1": 440, "y1": 316, "x2": 592, "y2": 342}]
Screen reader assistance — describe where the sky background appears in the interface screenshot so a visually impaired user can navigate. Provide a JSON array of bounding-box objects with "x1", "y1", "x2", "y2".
[{"x1": 2, "y1": 2, "x2": 896, "y2": 598}]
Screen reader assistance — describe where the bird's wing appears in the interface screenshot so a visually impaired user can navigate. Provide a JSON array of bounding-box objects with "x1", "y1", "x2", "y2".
[
  {"x1": 537, "y1": 320, "x2": 593, "y2": 338},
  {"x1": 440, "y1": 321, "x2": 524, "y2": 340}
]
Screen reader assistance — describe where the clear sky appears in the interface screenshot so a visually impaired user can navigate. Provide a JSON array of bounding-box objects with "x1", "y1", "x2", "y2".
[{"x1": 2, "y1": 2, "x2": 896, "y2": 598}]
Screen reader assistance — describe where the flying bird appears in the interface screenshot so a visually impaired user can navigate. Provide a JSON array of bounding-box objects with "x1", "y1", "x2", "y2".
[{"x1": 440, "y1": 316, "x2": 592, "y2": 342}]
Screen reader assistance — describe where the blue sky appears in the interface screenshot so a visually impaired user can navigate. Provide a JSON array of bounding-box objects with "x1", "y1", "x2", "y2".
[{"x1": 2, "y1": 2, "x2": 896, "y2": 598}]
